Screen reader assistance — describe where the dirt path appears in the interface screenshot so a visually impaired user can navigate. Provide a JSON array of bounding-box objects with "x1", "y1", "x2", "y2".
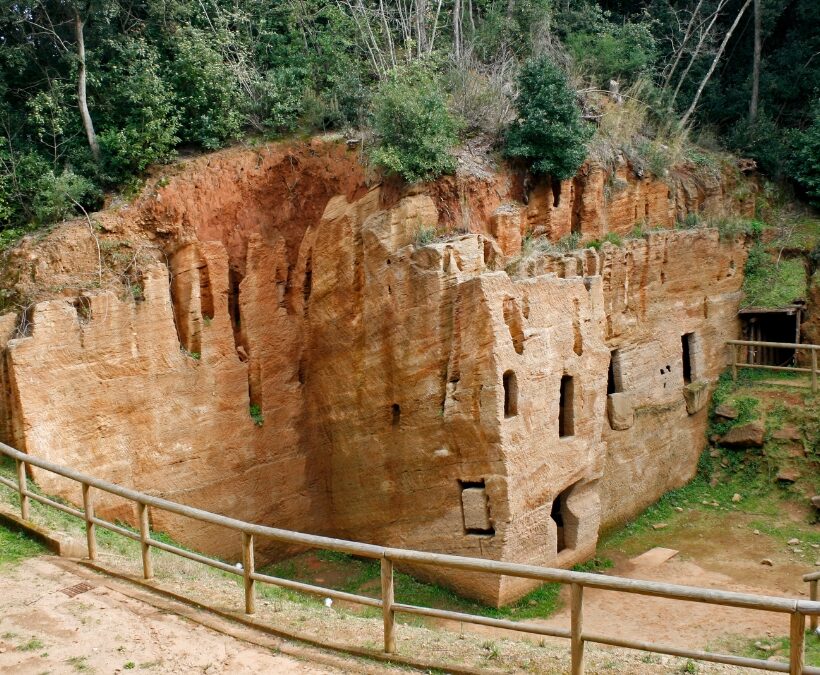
[{"x1": 0, "y1": 557, "x2": 348, "y2": 674}]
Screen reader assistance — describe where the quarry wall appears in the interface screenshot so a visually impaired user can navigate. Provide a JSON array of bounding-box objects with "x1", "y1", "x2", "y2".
[{"x1": 0, "y1": 139, "x2": 751, "y2": 604}]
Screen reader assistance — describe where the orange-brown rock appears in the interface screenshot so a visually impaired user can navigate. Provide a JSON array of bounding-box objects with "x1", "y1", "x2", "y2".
[{"x1": 0, "y1": 138, "x2": 752, "y2": 605}]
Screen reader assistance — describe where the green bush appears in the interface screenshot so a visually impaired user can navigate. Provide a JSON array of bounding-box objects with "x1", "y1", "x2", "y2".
[
  {"x1": 30, "y1": 166, "x2": 100, "y2": 226},
  {"x1": 785, "y1": 107, "x2": 820, "y2": 207},
  {"x1": 370, "y1": 63, "x2": 461, "y2": 183},
  {"x1": 567, "y1": 22, "x2": 656, "y2": 85},
  {"x1": 167, "y1": 28, "x2": 244, "y2": 149},
  {"x1": 504, "y1": 56, "x2": 592, "y2": 180},
  {"x1": 98, "y1": 38, "x2": 180, "y2": 181}
]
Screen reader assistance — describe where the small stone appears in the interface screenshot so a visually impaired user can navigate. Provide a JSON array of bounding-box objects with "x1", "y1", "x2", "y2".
[
  {"x1": 709, "y1": 477, "x2": 719, "y2": 488},
  {"x1": 652, "y1": 523, "x2": 668, "y2": 530},
  {"x1": 754, "y1": 641, "x2": 772, "y2": 651},
  {"x1": 674, "y1": 506, "x2": 684, "y2": 512},
  {"x1": 815, "y1": 561, "x2": 820, "y2": 566},
  {"x1": 760, "y1": 558, "x2": 773, "y2": 566},
  {"x1": 776, "y1": 468, "x2": 800, "y2": 483},
  {"x1": 811, "y1": 495, "x2": 820, "y2": 509},
  {"x1": 710, "y1": 446, "x2": 720, "y2": 456},
  {"x1": 754, "y1": 529, "x2": 760, "y2": 535},
  {"x1": 715, "y1": 404, "x2": 738, "y2": 419},
  {"x1": 787, "y1": 538, "x2": 800, "y2": 545},
  {"x1": 732, "y1": 493, "x2": 742, "y2": 503},
  {"x1": 772, "y1": 425, "x2": 801, "y2": 441},
  {"x1": 793, "y1": 548, "x2": 803, "y2": 554}
]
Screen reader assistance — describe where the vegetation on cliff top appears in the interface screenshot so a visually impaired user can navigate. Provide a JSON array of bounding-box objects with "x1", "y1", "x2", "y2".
[{"x1": 1, "y1": 0, "x2": 818, "y2": 239}]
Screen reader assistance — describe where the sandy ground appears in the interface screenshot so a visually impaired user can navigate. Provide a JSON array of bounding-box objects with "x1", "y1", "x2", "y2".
[{"x1": 0, "y1": 557, "x2": 349, "y2": 674}]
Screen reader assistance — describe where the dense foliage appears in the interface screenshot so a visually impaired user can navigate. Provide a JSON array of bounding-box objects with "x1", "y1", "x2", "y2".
[
  {"x1": 370, "y1": 64, "x2": 460, "y2": 183},
  {"x1": 0, "y1": 0, "x2": 817, "y2": 236},
  {"x1": 505, "y1": 56, "x2": 592, "y2": 178}
]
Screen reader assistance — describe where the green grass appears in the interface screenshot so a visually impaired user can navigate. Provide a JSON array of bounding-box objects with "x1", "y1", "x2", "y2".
[
  {"x1": 0, "y1": 525, "x2": 45, "y2": 567},
  {"x1": 742, "y1": 243, "x2": 807, "y2": 308},
  {"x1": 17, "y1": 637, "x2": 45, "y2": 652},
  {"x1": 718, "y1": 632, "x2": 820, "y2": 667},
  {"x1": 260, "y1": 550, "x2": 614, "y2": 622}
]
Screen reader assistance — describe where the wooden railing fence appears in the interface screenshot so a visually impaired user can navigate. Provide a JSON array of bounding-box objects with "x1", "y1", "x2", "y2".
[
  {"x1": 1, "y1": 442, "x2": 818, "y2": 675},
  {"x1": 728, "y1": 340, "x2": 819, "y2": 393}
]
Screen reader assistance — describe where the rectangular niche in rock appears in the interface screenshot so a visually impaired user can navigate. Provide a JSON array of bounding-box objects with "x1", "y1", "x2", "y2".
[
  {"x1": 460, "y1": 480, "x2": 494, "y2": 536},
  {"x1": 559, "y1": 375, "x2": 574, "y2": 438},
  {"x1": 681, "y1": 332, "x2": 703, "y2": 385},
  {"x1": 503, "y1": 370, "x2": 518, "y2": 418}
]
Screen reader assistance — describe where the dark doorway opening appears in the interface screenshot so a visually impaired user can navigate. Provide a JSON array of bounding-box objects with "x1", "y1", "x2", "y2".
[
  {"x1": 739, "y1": 306, "x2": 803, "y2": 366},
  {"x1": 607, "y1": 350, "x2": 622, "y2": 394},
  {"x1": 559, "y1": 375, "x2": 574, "y2": 437},
  {"x1": 503, "y1": 370, "x2": 518, "y2": 418},
  {"x1": 681, "y1": 333, "x2": 694, "y2": 384}
]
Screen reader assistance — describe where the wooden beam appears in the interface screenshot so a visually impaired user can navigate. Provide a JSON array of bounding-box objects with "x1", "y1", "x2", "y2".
[
  {"x1": 381, "y1": 557, "x2": 396, "y2": 654},
  {"x1": 242, "y1": 532, "x2": 255, "y2": 615},
  {"x1": 571, "y1": 583, "x2": 584, "y2": 675},
  {"x1": 138, "y1": 502, "x2": 153, "y2": 580},
  {"x1": 81, "y1": 483, "x2": 96, "y2": 561}
]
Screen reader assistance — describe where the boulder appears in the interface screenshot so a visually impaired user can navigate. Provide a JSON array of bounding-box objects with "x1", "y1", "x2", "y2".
[
  {"x1": 714, "y1": 403, "x2": 738, "y2": 420},
  {"x1": 719, "y1": 422, "x2": 765, "y2": 448},
  {"x1": 607, "y1": 392, "x2": 634, "y2": 430},
  {"x1": 683, "y1": 380, "x2": 709, "y2": 414},
  {"x1": 772, "y1": 425, "x2": 802, "y2": 442},
  {"x1": 776, "y1": 468, "x2": 800, "y2": 483}
]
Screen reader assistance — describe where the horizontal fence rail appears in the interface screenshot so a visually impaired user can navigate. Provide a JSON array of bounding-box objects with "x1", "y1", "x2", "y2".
[
  {"x1": 1, "y1": 442, "x2": 819, "y2": 675},
  {"x1": 727, "y1": 340, "x2": 819, "y2": 393}
]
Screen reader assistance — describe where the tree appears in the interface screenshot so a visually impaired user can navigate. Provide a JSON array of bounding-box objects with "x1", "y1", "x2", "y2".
[
  {"x1": 370, "y1": 62, "x2": 461, "y2": 182},
  {"x1": 749, "y1": 0, "x2": 761, "y2": 122},
  {"x1": 504, "y1": 55, "x2": 591, "y2": 180},
  {"x1": 681, "y1": 0, "x2": 753, "y2": 126}
]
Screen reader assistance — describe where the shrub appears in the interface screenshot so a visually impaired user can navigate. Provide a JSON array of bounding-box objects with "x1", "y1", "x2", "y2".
[
  {"x1": 166, "y1": 28, "x2": 244, "y2": 149},
  {"x1": 31, "y1": 168, "x2": 100, "y2": 225},
  {"x1": 785, "y1": 106, "x2": 820, "y2": 207},
  {"x1": 98, "y1": 38, "x2": 180, "y2": 181},
  {"x1": 370, "y1": 63, "x2": 461, "y2": 183},
  {"x1": 566, "y1": 21, "x2": 657, "y2": 86},
  {"x1": 504, "y1": 56, "x2": 592, "y2": 180}
]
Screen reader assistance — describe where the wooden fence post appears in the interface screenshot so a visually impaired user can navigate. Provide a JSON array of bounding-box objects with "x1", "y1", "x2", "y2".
[
  {"x1": 789, "y1": 611, "x2": 805, "y2": 675},
  {"x1": 242, "y1": 532, "x2": 255, "y2": 615},
  {"x1": 571, "y1": 583, "x2": 584, "y2": 675},
  {"x1": 81, "y1": 483, "x2": 96, "y2": 560},
  {"x1": 732, "y1": 344, "x2": 738, "y2": 382},
  {"x1": 16, "y1": 459, "x2": 29, "y2": 520},
  {"x1": 810, "y1": 580, "x2": 818, "y2": 632},
  {"x1": 137, "y1": 502, "x2": 153, "y2": 580},
  {"x1": 381, "y1": 557, "x2": 396, "y2": 654},
  {"x1": 811, "y1": 349, "x2": 817, "y2": 394}
]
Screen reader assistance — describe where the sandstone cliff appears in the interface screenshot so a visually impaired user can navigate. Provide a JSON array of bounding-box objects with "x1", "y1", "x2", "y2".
[{"x1": 0, "y1": 138, "x2": 752, "y2": 604}]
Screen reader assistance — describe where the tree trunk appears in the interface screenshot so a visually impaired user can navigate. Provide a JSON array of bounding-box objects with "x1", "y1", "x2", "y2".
[
  {"x1": 749, "y1": 0, "x2": 761, "y2": 122},
  {"x1": 681, "y1": 0, "x2": 753, "y2": 127},
  {"x1": 663, "y1": 0, "x2": 705, "y2": 89},
  {"x1": 74, "y1": 11, "x2": 100, "y2": 162},
  {"x1": 669, "y1": 0, "x2": 729, "y2": 110},
  {"x1": 453, "y1": 0, "x2": 462, "y2": 60}
]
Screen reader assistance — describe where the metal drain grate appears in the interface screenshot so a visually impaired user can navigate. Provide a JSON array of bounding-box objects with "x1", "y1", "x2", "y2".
[{"x1": 59, "y1": 582, "x2": 95, "y2": 598}]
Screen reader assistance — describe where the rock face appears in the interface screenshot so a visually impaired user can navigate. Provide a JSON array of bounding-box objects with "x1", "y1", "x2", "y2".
[
  {"x1": 0, "y1": 139, "x2": 751, "y2": 605},
  {"x1": 720, "y1": 423, "x2": 766, "y2": 448}
]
